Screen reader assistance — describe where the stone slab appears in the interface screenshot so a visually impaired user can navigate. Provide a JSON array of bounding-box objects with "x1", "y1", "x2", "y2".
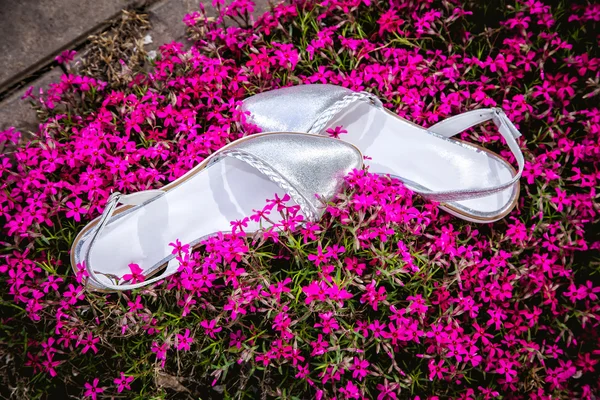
[
  {"x1": 0, "y1": 68, "x2": 63, "y2": 135},
  {"x1": 0, "y1": 0, "x2": 274, "y2": 141},
  {"x1": 146, "y1": 0, "x2": 199, "y2": 52},
  {"x1": 0, "y1": 0, "x2": 143, "y2": 93}
]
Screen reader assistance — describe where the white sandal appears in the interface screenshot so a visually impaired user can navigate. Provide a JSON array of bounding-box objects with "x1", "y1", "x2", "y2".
[
  {"x1": 242, "y1": 84, "x2": 524, "y2": 223},
  {"x1": 70, "y1": 132, "x2": 363, "y2": 291}
]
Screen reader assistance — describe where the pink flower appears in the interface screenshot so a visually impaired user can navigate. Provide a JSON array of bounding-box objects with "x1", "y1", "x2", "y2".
[
  {"x1": 428, "y1": 359, "x2": 449, "y2": 381},
  {"x1": 310, "y1": 334, "x2": 329, "y2": 356},
  {"x1": 83, "y1": 378, "x2": 104, "y2": 400},
  {"x1": 550, "y1": 187, "x2": 571, "y2": 211},
  {"x1": 496, "y1": 359, "x2": 518, "y2": 381},
  {"x1": 340, "y1": 381, "x2": 361, "y2": 399},
  {"x1": 65, "y1": 197, "x2": 87, "y2": 222},
  {"x1": 486, "y1": 307, "x2": 508, "y2": 330},
  {"x1": 122, "y1": 263, "x2": 145, "y2": 284},
  {"x1": 230, "y1": 217, "x2": 249, "y2": 234},
  {"x1": 378, "y1": 8, "x2": 404, "y2": 36},
  {"x1": 376, "y1": 380, "x2": 399, "y2": 399},
  {"x1": 324, "y1": 244, "x2": 345, "y2": 259},
  {"x1": 200, "y1": 319, "x2": 222, "y2": 339},
  {"x1": 350, "y1": 357, "x2": 370, "y2": 380},
  {"x1": 113, "y1": 372, "x2": 134, "y2": 393},
  {"x1": 368, "y1": 320, "x2": 386, "y2": 338},
  {"x1": 326, "y1": 125, "x2": 348, "y2": 138},
  {"x1": 169, "y1": 239, "x2": 190, "y2": 255},
  {"x1": 360, "y1": 281, "x2": 387, "y2": 311},
  {"x1": 246, "y1": 48, "x2": 270, "y2": 75},
  {"x1": 307, "y1": 245, "x2": 329, "y2": 266},
  {"x1": 295, "y1": 363, "x2": 310, "y2": 379},
  {"x1": 77, "y1": 331, "x2": 100, "y2": 354},
  {"x1": 63, "y1": 284, "x2": 85, "y2": 305},
  {"x1": 302, "y1": 280, "x2": 353, "y2": 306},
  {"x1": 302, "y1": 280, "x2": 329, "y2": 303},
  {"x1": 224, "y1": 263, "x2": 246, "y2": 288},
  {"x1": 327, "y1": 283, "x2": 353, "y2": 305},
  {"x1": 127, "y1": 296, "x2": 144, "y2": 312},
  {"x1": 313, "y1": 312, "x2": 339, "y2": 334},
  {"x1": 229, "y1": 330, "x2": 245, "y2": 349},
  {"x1": 55, "y1": 49, "x2": 76, "y2": 64},
  {"x1": 176, "y1": 329, "x2": 194, "y2": 351},
  {"x1": 151, "y1": 341, "x2": 170, "y2": 368},
  {"x1": 273, "y1": 43, "x2": 299, "y2": 70}
]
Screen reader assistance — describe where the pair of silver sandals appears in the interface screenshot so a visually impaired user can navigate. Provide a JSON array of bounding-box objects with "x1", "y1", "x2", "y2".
[{"x1": 71, "y1": 84, "x2": 524, "y2": 291}]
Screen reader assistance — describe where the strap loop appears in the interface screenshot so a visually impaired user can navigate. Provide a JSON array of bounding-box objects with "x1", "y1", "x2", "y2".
[
  {"x1": 428, "y1": 107, "x2": 524, "y2": 179},
  {"x1": 415, "y1": 107, "x2": 525, "y2": 202},
  {"x1": 84, "y1": 189, "x2": 167, "y2": 290}
]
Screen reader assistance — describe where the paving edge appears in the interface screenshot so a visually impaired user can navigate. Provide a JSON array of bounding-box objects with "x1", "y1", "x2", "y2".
[
  {"x1": 0, "y1": 0, "x2": 161, "y2": 99},
  {"x1": 1, "y1": 0, "x2": 274, "y2": 136}
]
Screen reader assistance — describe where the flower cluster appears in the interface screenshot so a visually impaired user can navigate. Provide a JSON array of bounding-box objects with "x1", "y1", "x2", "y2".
[{"x1": 1, "y1": 0, "x2": 599, "y2": 398}]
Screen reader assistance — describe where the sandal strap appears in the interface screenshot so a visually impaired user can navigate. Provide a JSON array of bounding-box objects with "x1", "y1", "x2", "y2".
[
  {"x1": 309, "y1": 90, "x2": 524, "y2": 202},
  {"x1": 308, "y1": 90, "x2": 383, "y2": 135},
  {"x1": 83, "y1": 190, "x2": 174, "y2": 291},
  {"x1": 420, "y1": 107, "x2": 524, "y2": 202}
]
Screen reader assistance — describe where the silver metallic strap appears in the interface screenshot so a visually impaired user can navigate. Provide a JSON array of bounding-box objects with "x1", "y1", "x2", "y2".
[
  {"x1": 208, "y1": 149, "x2": 319, "y2": 221},
  {"x1": 307, "y1": 91, "x2": 383, "y2": 135},
  {"x1": 83, "y1": 190, "x2": 171, "y2": 291}
]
